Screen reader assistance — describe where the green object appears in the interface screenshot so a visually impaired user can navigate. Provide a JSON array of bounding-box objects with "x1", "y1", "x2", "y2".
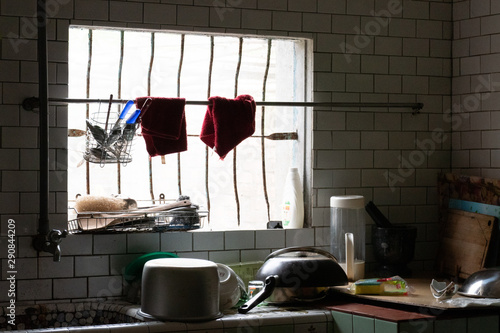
[{"x1": 124, "y1": 252, "x2": 178, "y2": 282}]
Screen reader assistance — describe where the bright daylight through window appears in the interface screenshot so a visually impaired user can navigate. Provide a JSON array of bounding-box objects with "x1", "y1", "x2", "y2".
[{"x1": 68, "y1": 26, "x2": 311, "y2": 230}]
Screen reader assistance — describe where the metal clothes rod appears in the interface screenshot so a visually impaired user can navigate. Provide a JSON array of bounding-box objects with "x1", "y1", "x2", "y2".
[{"x1": 22, "y1": 97, "x2": 424, "y2": 112}]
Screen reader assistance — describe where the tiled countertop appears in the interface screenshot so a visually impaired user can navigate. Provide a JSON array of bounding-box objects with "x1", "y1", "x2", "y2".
[{"x1": 137, "y1": 305, "x2": 334, "y2": 333}]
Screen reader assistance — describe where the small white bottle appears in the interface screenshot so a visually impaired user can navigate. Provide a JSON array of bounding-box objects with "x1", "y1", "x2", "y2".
[{"x1": 281, "y1": 168, "x2": 304, "y2": 228}]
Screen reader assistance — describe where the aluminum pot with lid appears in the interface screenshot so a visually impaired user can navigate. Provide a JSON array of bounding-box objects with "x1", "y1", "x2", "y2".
[{"x1": 238, "y1": 247, "x2": 348, "y2": 314}]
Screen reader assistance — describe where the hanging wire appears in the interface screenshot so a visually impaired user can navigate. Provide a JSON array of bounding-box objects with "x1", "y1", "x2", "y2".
[
  {"x1": 261, "y1": 39, "x2": 272, "y2": 222},
  {"x1": 234, "y1": 37, "x2": 243, "y2": 226}
]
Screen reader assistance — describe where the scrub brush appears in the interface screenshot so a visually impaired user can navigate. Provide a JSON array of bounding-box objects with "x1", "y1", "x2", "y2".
[{"x1": 74, "y1": 195, "x2": 137, "y2": 213}]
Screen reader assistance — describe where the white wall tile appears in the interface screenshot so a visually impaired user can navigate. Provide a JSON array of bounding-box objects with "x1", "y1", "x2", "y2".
[
  {"x1": 332, "y1": 169, "x2": 361, "y2": 188},
  {"x1": 417, "y1": 20, "x2": 442, "y2": 39},
  {"x1": 17, "y1": 279, "x2": 52, "y2": 301},
  {"x1": 193, "y1": 231, "x2": 224, "y2": 251},
  {"x1": 2, "y1": 257, "x2": 37, "y2": 279},
  {"x1": 468, "y1": 149, "x2": 489, "y2": 167},
  {"x1": 0, "y1": 0, "x2": 36, "y2": 16},
  {"x1": 374, "y1": 113, "x2": 401, "y2": 131},
  {"x1": 332, "y1": 15, "x2": 360, "y2": 34},
  {"x1": 315, "y1": 72, "x2": 346, "y2": 91},
  {"x1": 346, "y1": 112, "x2": 374, "y2": 130},
  {"x1": 110, "y1": 254, "x2": 139, "y2": 275},
  {"x1": 272, "y1": 11, "x2": 302, "y2": 31},
  {"x1": 318, "y1": 0, "x2": 345, "y2": 14},
  {"x1": 255, "y1": 229, "x2": 285, "y2": 248},
  {"x1": 127, "y1": 233, "x2": 160, "y2": 253},
  {"x1": 481, "y1": 130, "x2": 500, "y2": 148},
  {"x1": 241, "y1": 9, "x2": 272, "y2": 30},
  {"x1": 332, "y1": 53, "x2": 360, "y2": 73},
  {"x1": 208, "y1": 250, "x2": 240, "y2": 264},
  {"x1": 257, "y1": 0, "x2": 287, "y2": 11},
  {"x1": 177, "y1": 5, "x2": 209, "y2": 26},
  {"x1": 316, "y1": 33, "x2": 345, "y2": 53},
  {"x1": 402, "y1": 0, "x2": 429, "y2": 20},
  {"x1": 313, "y1": 131, "x2": 333, "y2": 150},
  {"x1": 225, "y1": 230, "x2": 254, "y2": 250},
  {"x1": 374, "y1": 150, "x2": 400, "y2": 168},
  {"x1": 88, "y1": 276, "x2": 123, "y2": 297},
  {"x1": 460, "y1": 18, "x2": 480, "y2": 39},
  {"x1": 402, "y1": 38, "x2": 429, "y2": 57},
  {"x1": 316, "y1": 111, "x2": 345, "y2": 130},
  {"x1": 346, "y1": 0, "x2": 373, "y2": 16},
  {"x1": 361, "y1": 55, "x2": 388, "y2": 74},
  {"x1": 240, "y1": 249, "x2": 271, "y2": 262},
  {"x1": 316, "y1": 150, "x2": 345, "y2": 169},
  {"x1": 374, "y1": 75, "x2": 401, "y2": 93},
  {"x1": 303, "y1": 13, "x2": 331, "y2": 33},
  {"x1": 346, "y1": 151, "x2": 374, "y2": 171},
  {"x1": 75, "y1": 255, "x2": 109, "y2": 276},
  {"x1": 374, "y1": 36, "x2": 402, "y2": 55},
  {"x1": 94, "y1": 234, "x2": 127, "y2": 254},
  {"x1": 285, "y1": 228, "x2": 315, "y2": 247},
  {"x1": 460, "y1": 56, "x2": 481, "y2": 75},
  {"x1": 469, "y1": 35, "x2": 491, "y2": 55},
  {"x1": 53, "y1": 277, "x2": 87, "y2": 299},
  {"x1": 74, "y1": 0, "x2": 109, "y2": 20},
  {"x1": 161, "y1": 231, "x2": 193, "y2": 252},
  {"x1": 332, "y1": 131, "x2": 360, "y2": 149},
  {"x1": 144, "y1": 3, "x2": 176, "y2": 24},
  {"x1": 430, "y1": 3, "x2": 452, "y2": 21},
  {"x1": 210, "y1": 7, "x2": 241, "y2": 28},
  {"x1": 39, "y1": 257, "x2": 74, "y2": 278},
  {"x1": 402, "y1": 75, "x2": 428, "y2": 94},
  {"x1": 361, "y1": 131, "x2": 388, "y2": 150}
]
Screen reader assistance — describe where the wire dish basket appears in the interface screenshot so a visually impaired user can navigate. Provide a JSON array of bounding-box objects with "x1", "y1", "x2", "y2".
[
  {"x1": 68, "y1": 206, "x2": 206, "y2": 234},
  {"x1": 83, "y1": 111, "x2": 137, "y2": 165}
]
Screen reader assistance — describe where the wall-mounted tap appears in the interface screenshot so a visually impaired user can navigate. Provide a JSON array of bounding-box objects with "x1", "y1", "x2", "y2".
[{"x1": 33, "y1": 229, "x2": 68, "y2": 262}]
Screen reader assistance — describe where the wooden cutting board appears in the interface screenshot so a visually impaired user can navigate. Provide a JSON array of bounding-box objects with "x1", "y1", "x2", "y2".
[{"x1": 437, "y1": 209, "x2": 497, "y2": 279}]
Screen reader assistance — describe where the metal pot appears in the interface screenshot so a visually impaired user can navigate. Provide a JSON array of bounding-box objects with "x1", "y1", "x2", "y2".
[
  {"x1": 238, "y1": 247, "x2": 348, "y2": 314},
  {"x1": 140, "y1": 258, "x2": 222, "y2": 322}
]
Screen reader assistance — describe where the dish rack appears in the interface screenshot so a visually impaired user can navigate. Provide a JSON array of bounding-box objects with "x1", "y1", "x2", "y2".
[{"x1": 68, "y1": 206, "x2": 206, "y2": 234}]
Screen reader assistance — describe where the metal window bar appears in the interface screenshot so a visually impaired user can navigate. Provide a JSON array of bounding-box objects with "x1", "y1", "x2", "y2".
[
  {"x1": 205, "y1": 35, "x2": 215, "y2": 224},
  {"x1": 177, "y1": 34, "x2": 185, "y2": 198},
  {"x1": 116, "y1": 30, "x2": 125, "y2": 195},
  {"x1": 233, "y1": 37, "x2": 243, "y2": 226},
  {"x1": 85, "y1": 30, "x2": 93, "y2": 195},
  {"x1": 261, "y1": 39, "x2": 272, "y2": 221},
  {"x1": 148, "y1": 32, "x2": 155, "y2": 202}
]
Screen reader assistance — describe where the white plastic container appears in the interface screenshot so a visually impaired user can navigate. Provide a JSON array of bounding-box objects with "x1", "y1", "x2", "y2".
[
  {"x1": 330, "y1": 195, "x2": 365, "y2": 281},
  {"x1": 281, "y1": 168, "x2": 304, "y2": 229}
]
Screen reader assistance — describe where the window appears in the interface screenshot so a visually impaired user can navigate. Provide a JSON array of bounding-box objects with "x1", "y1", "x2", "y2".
[{"x1": 68, "y1": 26, "x2": 311, "y2": 230}]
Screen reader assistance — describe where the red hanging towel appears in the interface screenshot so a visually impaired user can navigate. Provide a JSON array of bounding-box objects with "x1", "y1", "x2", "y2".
[
  {"x1": 200, "y1": 95, "x2": 256, "y2": 160},
  {"x1": 135, "y1": 97, "x2": 187, "y2": 157}
]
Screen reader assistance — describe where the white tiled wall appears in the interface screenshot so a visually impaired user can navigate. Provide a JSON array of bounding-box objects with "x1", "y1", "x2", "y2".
[
  {"x1": 0, "y1": 0, "x2": 469, "y2": 303},
  {"x1": 452, "y1": 0, "x2": 500, "y2": 179}
]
